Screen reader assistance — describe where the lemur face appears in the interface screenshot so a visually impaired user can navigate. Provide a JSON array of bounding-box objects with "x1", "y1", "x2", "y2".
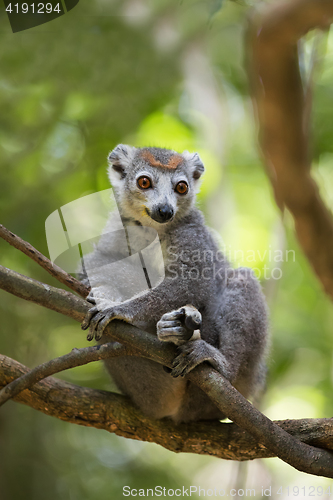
[{"x1": 108, "y1": 145, "x2": 205, "y2": 227}]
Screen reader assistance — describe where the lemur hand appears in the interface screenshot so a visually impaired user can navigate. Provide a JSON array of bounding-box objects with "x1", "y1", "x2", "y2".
[
  {"x1": 157, "y1": 304, "x2": 202, "y2": 346},
  {"x1": 81, "y1": 299, "x2": 118, "y2": 341}
]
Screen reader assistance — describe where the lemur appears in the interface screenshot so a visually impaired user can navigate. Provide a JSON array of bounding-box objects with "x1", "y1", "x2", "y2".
[{"x1": 81, "y1": 145, "x2": 268, "y2": 423}]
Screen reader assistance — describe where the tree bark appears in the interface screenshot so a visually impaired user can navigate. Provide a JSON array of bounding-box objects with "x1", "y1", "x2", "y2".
[{"x1": 1, "y1": 353, "x2": 333, "y2": 461}]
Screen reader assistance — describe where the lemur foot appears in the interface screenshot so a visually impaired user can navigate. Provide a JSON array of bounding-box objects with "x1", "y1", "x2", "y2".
[
  {"x1": 157, "y1": 305, "x2": 202, "y2": 346},
  {"x1": 81, "y1": 305, "x2": 117, "y2": 341},
  {"x1": 171, "y1": 340, "x2": 218, "y2": 378}
]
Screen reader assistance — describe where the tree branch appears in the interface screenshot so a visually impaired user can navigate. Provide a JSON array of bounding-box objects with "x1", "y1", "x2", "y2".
[
  {"x1": 0, "y1": 265, "x2": 88, "y2": 322},
  {"x1": 248, "y1": 0, "x2": 333, "y2": 298},
  {"x1": 1, "y1": 353, "x2": 333, "y2": 461},
  {"x1": 0, "y1": 224, "x2": 89, "y2": 297},
  {"x1": 0, "y1": 343, "x2": 139, "y2": 406},
  {"x1": 1, "y1": 264, "x2": 333, "y2": 477}
]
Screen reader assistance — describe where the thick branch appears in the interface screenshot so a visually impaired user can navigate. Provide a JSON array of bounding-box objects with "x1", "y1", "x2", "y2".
[
  {"x1": 2, "y1": 265, "x2": 333, "y2": 477},
  {"x1": 0, "y1": 224, "x2": 89, "y2": 297},
  {"x1": 248, "y1": 0, "x2": 333, "y2": 298},
  {"x1": 1, "y1": 353, "x2": 333, "y2": 461},
  {"x1": 0, "y1": 265, "x2": 87, "y2": 322}
]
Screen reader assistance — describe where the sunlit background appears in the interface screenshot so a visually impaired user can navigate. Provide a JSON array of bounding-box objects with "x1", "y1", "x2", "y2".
[{"x1": 1, "y1": 0, "x2": 333, "y2": 498}]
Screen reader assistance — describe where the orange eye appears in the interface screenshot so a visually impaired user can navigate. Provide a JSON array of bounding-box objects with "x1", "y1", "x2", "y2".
[
  {"x1": 137, "y1": 176, "x2": 152, "y2": 189},
  {"x1": 175, "y1": 181, "x2": 188, "y2": 195}
]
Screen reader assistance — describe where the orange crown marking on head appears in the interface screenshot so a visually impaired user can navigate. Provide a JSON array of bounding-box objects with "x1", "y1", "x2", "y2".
[
  {"x1": 141, "y1": 150, "x2": 183, "y2": 170},
  {"x1": 167, "y1": 154, "x2": 183, "y2": 169}
]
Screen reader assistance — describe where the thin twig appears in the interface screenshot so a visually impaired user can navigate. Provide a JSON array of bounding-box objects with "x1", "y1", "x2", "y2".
[
  {"x1": 0, "y1": 342, "x2": 138, "y2": 406},
  {"x1": 0, "y1": 224, "x2": 89, "y2": 297}
]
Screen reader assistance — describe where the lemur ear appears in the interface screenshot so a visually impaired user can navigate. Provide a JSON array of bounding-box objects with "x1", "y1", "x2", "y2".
[
  {"x1": 182, "y1": 151, "x2": 205, "y2": 180},
  {"x1": 108, "y1": 144, "x2": 136, "y2": 180}
]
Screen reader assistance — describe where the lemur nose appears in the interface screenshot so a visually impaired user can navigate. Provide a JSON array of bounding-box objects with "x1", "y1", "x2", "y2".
[{"x1": 158, "y1": 205, "x2": 174, "y2": 222}]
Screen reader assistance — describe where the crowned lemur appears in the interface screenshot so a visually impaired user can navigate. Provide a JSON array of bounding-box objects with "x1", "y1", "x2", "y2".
[{"x1": 81, "y1": 145, "x2": 268, "y2": 423}]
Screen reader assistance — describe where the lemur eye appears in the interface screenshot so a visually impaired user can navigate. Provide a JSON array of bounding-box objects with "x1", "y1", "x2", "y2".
[
  {"x1": 137, "y1": 176, "x2": 152, "y2": 189},
  {"x1": 175, "y1": 181, "x2": 188, "y2": 195}
]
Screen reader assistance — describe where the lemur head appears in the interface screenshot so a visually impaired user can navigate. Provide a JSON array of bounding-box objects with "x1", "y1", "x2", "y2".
[{"x1": 108, "y1": 145, "x2": 204, "y2": 227}]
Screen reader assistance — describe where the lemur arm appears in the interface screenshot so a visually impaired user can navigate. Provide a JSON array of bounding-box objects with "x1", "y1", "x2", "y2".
[
  {"x1": 81, "y1": 274, "x2": 200, "y2": 341},
  {"x1": 82, "y1": 267, "x2": 267, "y2": 391}
]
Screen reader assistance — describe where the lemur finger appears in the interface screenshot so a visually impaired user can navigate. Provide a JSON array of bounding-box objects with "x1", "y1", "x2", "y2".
[
  {"x1": 86, "y1": 331, "x2": 95, "y2": 342},
  {"x1": 172, "y1": 348, "x2": 196, "y2": 365},
  {"x1": 81, "y1": 306, "x2": 99, "y2": 330},
  {"x1": 87, "y1": 311, "x2": 106, "y2": 340},
  {"x1": 170, "y1": 351, "x2": 188, "y2": 376},
  {"x1": 176, "y1": 364, "x2": 196, "y2": 378},
  {"x1": 157, "y1": 327, "x2": 188, "y2": 343},
  {"x1": 171, "y1": 357, "x2": 197, "y2": 378},
  {"x1": 157, "y1": 320, "x2": 182, "y2": 330},
  {"x1": 95, "y1": 312, "x2": 115, "y2": 340},
  {"x1": 86, "y1": 296, "x2": 96, "y2": 305},
  {"x1": 170, "y1": 360, "x2": 188, "y2": 378},
  {"x1": 158, "y1": 326, "x2": 186, "y2": 335},
  {"x1": 171, "y1": 342, "x2": 207, "y2": 377},
  {"x1": 159, "y1": 308, "x2": 185, "y2": 322},
  {"x1": 90, "y1": 311, "x2": 107, "y2": 328}
]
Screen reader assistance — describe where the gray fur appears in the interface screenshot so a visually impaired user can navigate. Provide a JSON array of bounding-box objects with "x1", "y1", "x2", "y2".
[{"x1": 81, "y1": 145, "x2": 269, "y2": 423}]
